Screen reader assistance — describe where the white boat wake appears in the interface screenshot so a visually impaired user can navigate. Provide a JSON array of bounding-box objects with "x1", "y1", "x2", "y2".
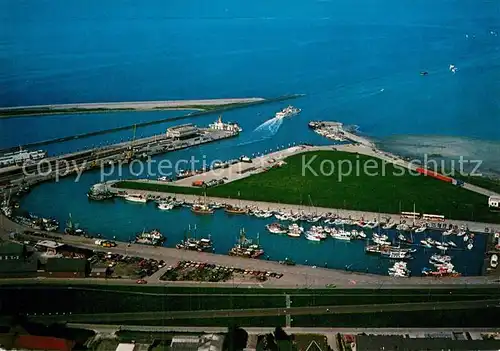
[
  {"x1": 254, "y1": 116, "x2": 284, "y2": 134},
  {"x1": 237, "y1": 116, "x2": 284, "y2": 146}
]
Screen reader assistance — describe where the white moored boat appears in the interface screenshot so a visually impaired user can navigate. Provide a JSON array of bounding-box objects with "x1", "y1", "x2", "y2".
[
  {"x1": 305, "y1": 232, "x2": 321, "y2": 242},
  {"x1": 331, "y1": 229, "x2": 351, "y2": 241},
  {"x1": 266, "y1": 223, "x2": 288, "y2": 235},
  {"x1": 157, "y1": 202, "x2": 174, "y2": 210},
  {"x1": 287, "y1": 224, "x2": 303, "y2": 238},
  {"x1": 125, "y1": 194, "x2": 147, "y2": 203}
]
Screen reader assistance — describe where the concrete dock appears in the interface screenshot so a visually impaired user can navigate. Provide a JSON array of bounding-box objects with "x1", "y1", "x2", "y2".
[{"x1": 0, "y1": 125, "x2": 239, "y2": 190}]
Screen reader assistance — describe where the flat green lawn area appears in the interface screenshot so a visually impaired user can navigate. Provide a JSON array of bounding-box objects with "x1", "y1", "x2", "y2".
[
  {"x1": 454, "y1": 173, "x2": 500, "y2": 194},
  {"x1": 116, "y1": 150, "x2": 500, "y2": 223},
  {"x1": 3, "y1": 285, "x2": 500, "y2": 316}
]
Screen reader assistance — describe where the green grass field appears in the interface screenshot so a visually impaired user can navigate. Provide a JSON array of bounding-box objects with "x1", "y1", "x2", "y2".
[
  {"x1": 454, "y1": 173, "x2": 500, "y2": 194},
  {"x1": 116, "y1": 150, "x2": 500, "y2": 223},
  {"x1": 2, "y1": 284, "x2": 500, "y2": 316}
]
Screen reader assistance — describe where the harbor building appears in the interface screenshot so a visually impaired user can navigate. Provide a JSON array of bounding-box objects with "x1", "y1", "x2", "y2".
[
  {"x1": 0, "y1": 149, "x2": 47, "y2": 168},
  {"x1": 166, "y1": 124, "x2": 199, "y2": 139},
  {"x1": 353, "y1": 334, "x2": 500, "y2": 350}
]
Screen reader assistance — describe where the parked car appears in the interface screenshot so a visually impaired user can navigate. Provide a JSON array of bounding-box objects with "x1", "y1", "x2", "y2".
[{"x1": 136, "y1": 279, "x2": 147, "y2": 284}]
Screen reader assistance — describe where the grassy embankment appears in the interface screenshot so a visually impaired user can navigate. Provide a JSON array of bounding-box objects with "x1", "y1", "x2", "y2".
[
  {"x1": 1, "y1": 284, "x2": 499, "y2": 313},
  {"x1": 455, "y1": 173, "x2": 500, "y2": 194},
  {"x1": 3, "y1": 284, "x2": 500, "y2": 327},
  {"x1": 115, "y1": 150, "x2": 500, "y2": 223}
]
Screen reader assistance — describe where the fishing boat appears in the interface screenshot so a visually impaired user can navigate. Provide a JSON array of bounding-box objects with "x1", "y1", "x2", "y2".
[
  {"x1": 396, "y1": 223, "x2": 410, "y2": 231},
  {"x1": 275, "y1": 213, "x2": 291, "y2": 221},
  {"x1": 415, "y1": 224, "x2": 427, "y2": 233},
  {"x1": 372, "y1": 233, "x2": 390, "y2": 245},
  {"x1": 381, "y1": 248, "x2": 412, "y2": 260},
  {"x1": 210, "y1": 202, "x2": 225, "y2": 209},
  {"x1": 456, "y1": 230, "x2": 466, "y2": 237},
  {"x1": 352, "y1": 230, "x2": 366, "y2": 239},
  {"x1": 266, "y1": 222, "x2": 288, "y2": 235},
  {"x1": 87, "y1": 184, "x2": 114, "y2": 201},
  {"x1": 422, "y1": 265, "x2": 461, "y2": 277},
  {"x1": 157, "y1": 201, "x2": 174, "y2": 210},
  {"x1": 191, "y1": 193, "x2": 214, "y2": 214},
  {"x1": 447, "y1": 240, "x2": 457, "y2": 248},
  {"x1": 365, "y1": 220, "x2": 379, "y2": 229},
  {"x1": 228, "y1": 229, "x2": 264, "y2": 258},
  {"x1": 443, "y1": 228, "x2": 455, "y2": 236},
  {"x1": 430, "y1": 254, "x2": 452, "y2": 264},
  {"x1": 176, "y1": 237, "x2": 213, "y2": 252},
  {"x1": 331, "y1": 229, "x2": 351, "y2": 241},
  {"x1": 253, "y1": 209, "x2": 273, "y2": 218},
  {"x1": 305, "y1": 232, "x2": 321, "y2": 242},
  {"x1": 382, "y1": 220, "x2": 396, "y2": 230},
  {"x1": 124, "y1": 194, "x2": 147, "y2": 203},
  {"x1": 176, "y1": 225, "x2": 213, "y2": 252},
  {"x1": 135, "y1": 229, "x2": 165, "y2": 246},
  {"x1": 225, "y1": 204, "x2": 247, "y2": 214},
  {"x1": 365, "y1": 243, "x2": 391, "y2": 255},
  {"x1": 192, "y1": 203, "x2": 214, "y2": 214},
  {"x1": 64, "y1": 213, "x2": 86, "y2": 236},
  {"x1": 388, "y1": 261, "x2": 410, "y2": 277},
  {"x1": 287, "y1": 224, "x2": 303, "y2": 237}
]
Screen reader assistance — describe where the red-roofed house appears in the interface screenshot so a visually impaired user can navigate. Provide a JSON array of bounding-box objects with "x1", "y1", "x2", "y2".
[{"x1": 14, "y1": 335, "x2": 75, "y2": 351}]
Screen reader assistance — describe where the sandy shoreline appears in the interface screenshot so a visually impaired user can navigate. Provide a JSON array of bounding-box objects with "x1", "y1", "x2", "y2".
[{"x1": 0, "y1": 98, "x2": 265, "y2": 112}]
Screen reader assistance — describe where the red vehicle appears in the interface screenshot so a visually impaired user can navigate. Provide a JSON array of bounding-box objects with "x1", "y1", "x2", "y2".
[{"x1": 136, "y1": 279, "x2": 147, "y2": 284}]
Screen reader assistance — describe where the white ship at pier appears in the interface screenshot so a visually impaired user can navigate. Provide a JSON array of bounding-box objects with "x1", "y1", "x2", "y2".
[{"x1": 209, "y1": 116, "x2": 242, "y2": 133}]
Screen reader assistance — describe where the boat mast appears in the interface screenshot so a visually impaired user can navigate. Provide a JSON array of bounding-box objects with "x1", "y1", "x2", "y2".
[{"x1": 413, "y1": 202, "x2": 416, "y2": 226}]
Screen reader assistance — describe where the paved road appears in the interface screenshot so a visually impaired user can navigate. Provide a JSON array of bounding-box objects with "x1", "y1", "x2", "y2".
[
  {"x1": 28, "y1": 299, "x2": 500, "y2": 323},
  {"x1": 67, "y1": 323, "x2": 500, "y2": 335}
]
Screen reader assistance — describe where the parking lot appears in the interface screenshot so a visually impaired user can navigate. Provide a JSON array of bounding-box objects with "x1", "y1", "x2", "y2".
[
  {"x1": 89, "y1": 251, "x2": 165, "y2": 279},
  {"x1": 160, "y1": 260, "x2": 283, "y2": 283}
]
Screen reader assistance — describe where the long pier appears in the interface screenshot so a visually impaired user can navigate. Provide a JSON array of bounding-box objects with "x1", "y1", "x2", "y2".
[{"x1": 0, "y1": 94, "x2": 303, "y2": 154}]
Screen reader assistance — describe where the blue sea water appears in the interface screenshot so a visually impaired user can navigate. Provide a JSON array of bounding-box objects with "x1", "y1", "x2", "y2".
[{"x1": 1, "y1": 0, "x2": 499, "y2": 276}]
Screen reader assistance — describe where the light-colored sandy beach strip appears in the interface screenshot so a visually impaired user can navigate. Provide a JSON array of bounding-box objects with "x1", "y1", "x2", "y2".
[{"x1": 0, "y1": 98, "x2": 266, "y2": 113}]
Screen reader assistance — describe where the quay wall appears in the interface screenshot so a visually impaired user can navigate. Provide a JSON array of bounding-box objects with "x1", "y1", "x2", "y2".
[
  {"x1": 108, "y1": 186, "x2": 500, "y2": 234},
  {"x1": 0, "y1": 129, "x2": 239, "y2": 190},
  {"x1": 0, "y1": 94, "x2": 303, "y2": 152}
]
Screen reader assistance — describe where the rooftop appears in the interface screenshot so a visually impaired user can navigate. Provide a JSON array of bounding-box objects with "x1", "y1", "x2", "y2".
[
  {"x1": 355, "y1": 335, "x2": 500, "y2": 351},
  {"x1": 14, "y1": 335, "x2": 75, "y2": 351},
  {"x1": 36, "y1": 240, "x2": 65, "y2": 249},
  {"x1": 116, "y1": 343, "x2": 137, "y2": 351}
]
